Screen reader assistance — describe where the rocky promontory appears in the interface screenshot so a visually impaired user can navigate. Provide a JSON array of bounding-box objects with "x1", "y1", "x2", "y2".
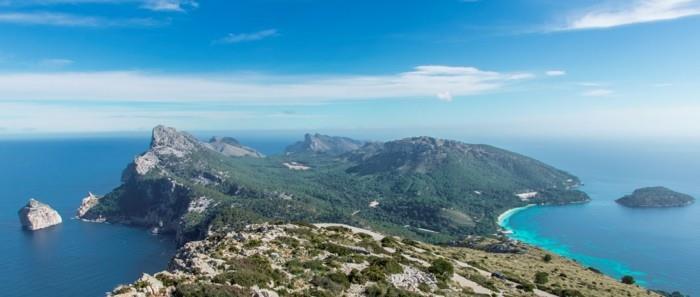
[
  {"x1": 18, "y1": 199, "x2": 63, "y2": 230},
  {"x1": 76, "y1": 192, "x2": 101, "y2": 219},
  {"x1": 616, "y1": 187, "x2": 695, "y2": 208}
]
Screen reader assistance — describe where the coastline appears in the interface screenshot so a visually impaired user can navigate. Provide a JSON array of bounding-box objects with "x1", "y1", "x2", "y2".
[{"x1": 497, "y1": 204, "x2": 536, "y2": 232}]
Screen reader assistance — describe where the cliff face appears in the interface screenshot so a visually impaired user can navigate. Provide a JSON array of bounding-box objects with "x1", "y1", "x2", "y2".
[
  {"x1": 80, "y1": 126, "x2": 209, "y2": 242},
  {"x1": 18, "y1": 199, "x2": 63, "y2": 231}
]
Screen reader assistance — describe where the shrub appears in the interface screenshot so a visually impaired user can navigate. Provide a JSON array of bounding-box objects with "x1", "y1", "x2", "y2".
[
  {"x1": 548, "y1": 288, "x2": 584, "y2": 297},
  {"x1": 365, "y1": 283, "x2": 421, "y2": 297},
  {"x1": 517, "y1": 283, "x2": 535, "y2": 292},
  {"x1": 174, "y1": 283, "x2": 251, "y2": 297},
  {"x1": 311, "y1": 272, "x2": 350, "y2": 293},
  {"x1": 428, "y1": 259, "x2": 454, "y2": 281},
  {"x1": 348, "y1": 269, "x2": 367, "y2": 284},
  {"x1": 542, "y1": 254, "x2": 552, "y2": 262},
  {"x1": 369, "y1": 257, "x2": 403, "y2": 274},
  {"x1": 534, "y1": 272, "x2": 549, "y2": 284},
  {"x1": 621, "y1": 275, "x2": 635, "y2": 285}
]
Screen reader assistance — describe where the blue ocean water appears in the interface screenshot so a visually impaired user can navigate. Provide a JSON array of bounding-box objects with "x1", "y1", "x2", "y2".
[
  {"x1": 499, "y1": 141, "x2": 700, "y2": 295},
  {"x1": 2, "y1": 136, "x2": 698, "y2": 296},
  {"x1": 0, "y1": 136, "x2": 292, "y2": 297},
  {"x1": 0, "y1": 138, "x2": 177, "y2": 297}
]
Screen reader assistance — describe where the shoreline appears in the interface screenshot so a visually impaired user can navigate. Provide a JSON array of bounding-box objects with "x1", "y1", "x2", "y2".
[{"x1": 497, "y1": 204, "x2": 536, "y2": 231}]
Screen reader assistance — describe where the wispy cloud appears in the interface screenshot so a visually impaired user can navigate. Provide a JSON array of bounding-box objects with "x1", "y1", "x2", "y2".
[
  {"x1": 0, "y1": 66, "x2": 533, "y2": 103},
  {"x1": 141, "y1": 0, "x2": 198, "y2": 12},
  {"x1": 557, "y1": 0, "x2": 700, "y2": 31},
  {"x1": 582, "y1": 88, "x2": 614, "y2": 97},
  {"x1": 215, "y1": 29, "x2": 279, "y2": 44},
  {"x1": 545, "y1": 70, "x2": 566, "y2": 76},
  {"x1": 0, "y1": 0, "x2": 198, "y2": 12},
  {"x1": 38, "y1": 58, "x2": 74, "y2": 67},
  {"x1": 0, "y1": 11, "x2": 163, "y2": 27}
]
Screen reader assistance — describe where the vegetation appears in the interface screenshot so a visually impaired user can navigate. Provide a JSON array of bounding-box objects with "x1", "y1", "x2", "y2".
[
  {"x1": 622, "y1": 275, "x2": 636, "y2": 285},
  {"x1": 112, "y1": 223, "x2": 664, "y2": 297},
  {"x1": 616, "y1": 186, "x2": 695, "y2": 208},
  {"x1": 86, "y1": 127, "x2": 590, "y2": 244}
]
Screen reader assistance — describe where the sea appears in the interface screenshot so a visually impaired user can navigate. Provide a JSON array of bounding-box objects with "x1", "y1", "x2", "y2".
[
  {"x1": 0, "y1": 136, "x2": 698, "y2": 296},
  {"x1": 498, "y1": 140, "x2": 700, "y2": 296}
]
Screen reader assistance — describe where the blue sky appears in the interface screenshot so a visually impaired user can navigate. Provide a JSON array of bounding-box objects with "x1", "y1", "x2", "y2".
[{"x1": 0, "y1": 0, "x2": 699, "y2": 141}]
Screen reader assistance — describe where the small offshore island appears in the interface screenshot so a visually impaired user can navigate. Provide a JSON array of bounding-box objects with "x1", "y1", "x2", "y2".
[
  {"x1": 18, "y1": 199, "x2": 63, "y2": 231},
  {"x1": 616, "y1": 187, "x2": 695, "y2": 208}
]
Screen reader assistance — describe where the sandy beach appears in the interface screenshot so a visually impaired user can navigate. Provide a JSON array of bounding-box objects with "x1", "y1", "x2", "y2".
[{"x1": 497, "y1": 204, "x2": 536, "y2": 230}]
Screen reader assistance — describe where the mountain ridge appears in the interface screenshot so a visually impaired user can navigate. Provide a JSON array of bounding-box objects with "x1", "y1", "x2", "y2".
[{"x1": 80, "y1": 126, "x2": 589, "y2": 245}]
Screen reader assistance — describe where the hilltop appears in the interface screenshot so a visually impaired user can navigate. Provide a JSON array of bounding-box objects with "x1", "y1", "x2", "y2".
[
  {"x1": 79, "y1": 126, "x2": 589, "y2": 244},
  {"x1": 110, "y1": 223, "x2": 660, "y2": 297}
]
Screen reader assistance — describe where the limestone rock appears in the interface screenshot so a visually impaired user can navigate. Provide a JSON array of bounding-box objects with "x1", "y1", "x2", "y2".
[
  {"x1": 76, "y1": 192, "x2": 100, "y2": 218},
  {"x1": 18, "y1": 199, "x2": 63, "y2": 230}
]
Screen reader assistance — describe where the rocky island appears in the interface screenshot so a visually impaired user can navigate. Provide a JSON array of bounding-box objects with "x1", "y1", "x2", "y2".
[
  {"x1": 616, "y1": 187, "x2": 695, "y2": 208},
  {"x1": 18, "y1": 199, "x2": 63, "y2": 231}
]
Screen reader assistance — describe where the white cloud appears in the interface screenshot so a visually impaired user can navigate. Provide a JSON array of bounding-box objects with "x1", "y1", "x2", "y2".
[
  {"x1": 558, "y1": 0, "x2": 700, "y2": 30},
  {"x1": 39, "y1": 58, "x2": 74, "y2": 67},
  {"x1": 545, "y1": 70, "x2": 566, "y2": 76},
  {"x1": 215, "y1": 29, "x2": 279, "y2": 44},
  {"x1": 0, "y1": 66, "x2": 533, "y2": 103},
  {"x1": 141, "y1": 0, "x2": 198, "y2": 12},
  {"x1": 436, "y1": 91, "x2": 453, "y2": 102},
  {"x1": 0, "y1": 12, "x2": 162, "y2": 27},
  {"x1": 582, "y1": 88, "x2": 614, "y2": 97}
]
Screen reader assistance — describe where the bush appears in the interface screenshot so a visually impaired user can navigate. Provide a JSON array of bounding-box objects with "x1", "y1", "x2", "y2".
[
  {"x1": 547, "y1": 288, "x2": 584, "y2": 297},
  {"x1": 428, "y1": 259, "x2": 454, "y2": 281},
  {"x1": 365, "y1": 283, "x2": 421, "y2": 297},
  {"x1": 621, "y1": 275, "x2": 635, "y2": 285},
  {"x1": 348, "y1": 268, "x2": 367, "y2": 284},
  {"x1": 534, "y1": 272, "x2": 549, "y2": 284},
  {"x1": 542, "y1": 254, "x2": 552, "y2": 262},
  {"x1": 517, "y1": 283, "x2": 535, "y2": 292},
  {"x1": 174, "y1": 283, "x2": 251, "y2": 297},
  {"x1": 369, "y1": 257, "x2": 403, "y2": 274}
]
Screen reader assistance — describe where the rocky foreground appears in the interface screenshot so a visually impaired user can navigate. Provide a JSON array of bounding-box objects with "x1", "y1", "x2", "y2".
[
  {"x1": 18, "y1": 199, "x2": 63, "y2": 231},
  {"x1": 111, "y1": 223, "x2": 659, "y2": 297}
]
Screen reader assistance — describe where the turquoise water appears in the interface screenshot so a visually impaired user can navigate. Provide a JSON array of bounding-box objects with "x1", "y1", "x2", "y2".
[
  {"x1": 2, "y1": 136, "x2": 698, "y2": 295},
  {"x1": 498, "y1": 141, "x2": 700, "y2": 295}
]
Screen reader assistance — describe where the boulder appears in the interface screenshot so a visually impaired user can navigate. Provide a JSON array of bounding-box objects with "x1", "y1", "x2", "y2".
[{"x1": 18, "y1": 199, "x2": 63, "y2": 230}]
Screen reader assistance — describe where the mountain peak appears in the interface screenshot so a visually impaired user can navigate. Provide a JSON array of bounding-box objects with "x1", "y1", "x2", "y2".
[
  {"x1": 286, "y1": 133, "x2": 365, "y2": 155},
  {"x1": 150, "y1": 125, "x2": 201, "y2": 155},
  {"x1": 205, "y1": 136, "x2": 264, "y2": 158}
]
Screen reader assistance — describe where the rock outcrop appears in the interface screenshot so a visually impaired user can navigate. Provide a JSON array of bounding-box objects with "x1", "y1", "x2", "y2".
[
  {"x1": 109, "y1": 223, "x2": 663, "y2": 297},
  {"x1": 18, "y1": 199, "x2": 63, "y2": 230},
  {"x1": 204, "y1": 136, "x2": 264, "y2": 158},
  {"x1": 76, "y1": 192, "x2": 100, "y2": 218},
  {"x1": 285, "y1": 133, "x2": 366, "y2": 155}
]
